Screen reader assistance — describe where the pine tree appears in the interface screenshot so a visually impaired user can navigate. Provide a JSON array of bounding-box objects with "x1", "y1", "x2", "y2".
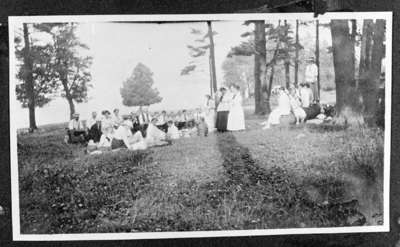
[
  {"x1": 121, "y1": 63, "x2": 162, "y2": 107},
  {"x1": 181, "y1": 23, "x2": 218, "y2": 96}
]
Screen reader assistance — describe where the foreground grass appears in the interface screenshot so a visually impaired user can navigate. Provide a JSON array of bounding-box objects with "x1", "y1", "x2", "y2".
[{"x1": 18, "y1": 120, "x2": 384, "y2": 233}]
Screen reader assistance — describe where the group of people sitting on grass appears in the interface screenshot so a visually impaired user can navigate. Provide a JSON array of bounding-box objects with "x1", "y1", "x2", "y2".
[
  {"x1": 261, "y1": 83, "x2": 335, "y2": 129},
  {"x1": 66, "y1": 103, "x2": 217, "y2": 154},
  {"x1": 66, "y1": 83, "x2": 248, "y2": 152}
]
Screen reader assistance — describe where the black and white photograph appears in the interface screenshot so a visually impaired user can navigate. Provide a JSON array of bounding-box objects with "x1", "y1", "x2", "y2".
[{"x1": 9, "y1": 12, "x2": 391, "y2": 240}]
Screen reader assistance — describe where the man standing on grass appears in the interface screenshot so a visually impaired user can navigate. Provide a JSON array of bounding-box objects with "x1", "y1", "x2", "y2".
[{"x1": 305, "y1": 57, "x2": 319, "y2": 102}]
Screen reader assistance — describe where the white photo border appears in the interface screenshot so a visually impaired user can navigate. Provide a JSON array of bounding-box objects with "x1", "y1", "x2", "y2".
[{"x1": 8, "y1": 11, "x2": 392, "y2": 241}]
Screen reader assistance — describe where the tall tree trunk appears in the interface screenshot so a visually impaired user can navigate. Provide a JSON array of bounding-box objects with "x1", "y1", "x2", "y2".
[
  {"x1": 330, "y1": 20, "x2": 363, "y2": 125},
  {"x1": 207, "y1": 21, "x2": 218, "y2": 95},
  {"x1": 359, "y1": 20, "x2": 373, "y2": 79},
  {"x1": 284, "y1": 61, "x2": 290, "y2": 88},
  {"x1": 363, "y1": 19, "x2": 385, "y2": 123},
  {"x1": 284, "y1": 20, "x2": 290, "y2": 88},
  {"x1": 208, "y1": 56, "x2": 213, "y2": 97},
  {"x1": 261, "y1": 65, "x2": 275, "y2": 115},
  {"x1": 254, "y1": 21, "x2": 267, "y2": 115},
  {"x1": 23, "y1": 23, "x2": 37, "y2": 131},
  {"x1": 263, "y1": 21, "x2": 281, "y2": 114},
  {"x1": 350, "y1": 19, "x2": 357, "y2": 81},
  {"x1": 295, "y1": 20, "x2": 299, "y2": 87},
  {"x1": 61, "y1": 78, "x2": 75, "y2": 119},
  {"x1": 359, "y1": 19, "x2": 374, "y2": 122},
  {"x1": 315, "y1": 20, "x2": 320, "y2": 101},
  {"x1": 67, "y1": 97, "x2": 75, "y2": 120},
  {"x1": 268, "y1": 65, "x2": 275, "y2": 98}
]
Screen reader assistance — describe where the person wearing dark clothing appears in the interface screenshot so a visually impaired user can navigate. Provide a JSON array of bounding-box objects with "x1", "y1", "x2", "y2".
[
  {"x1": 177, "y1": 110, "x2": 189, "y2": 130},
  {"x1": 303, "y1": 103, "x2": 321, "y2": 121},
  {"x1": 322, "y1": 104, "x2": 336, "y2": 118},
  {"x1": 376, "y1": 87, "x2": 385, "y2": 128},
  {"x1": 157, "y1": 110, "x2": 169, "y2": 133},
  {"x1": 131, "y1": 113, "x2": 141, "y2": 134},
  {"x1": 137, "y1": 107, "x2": 150, "y2": 137},
  {"x1": 216, "y1": 87, "x2": 230, "y2": 132},
  {"x1": 66, "y1": 113, "x2": 87, "y2": 144},
  {"x1": 87, "y1": 120, "x2": 102, "y2": 143}
]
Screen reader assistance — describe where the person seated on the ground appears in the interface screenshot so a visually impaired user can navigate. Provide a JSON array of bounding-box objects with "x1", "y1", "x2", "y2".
[
  {"x1": 98, "y1": 125, "x2": 114, "y2": 151},
  {"x1": 137, "y1": 106, "x2": 151, "y2": 137},
  {"x1": 171, "y1": 112, "x2": 180, "y2": 129},
  {"x1": 303, "y1": 103, "x2": 322, "y2": 121},
  {"x1": 322, "y1": 104, "x2": 335, "y2": 117},
  {"x1": 261, "y1": 87, "x2": 291, "y2": 129},
  {"x1": 290, "y1": 84, "x2": 301, "y2": 99},
  {"x1": 321, "y1": 104, "x2": 335, "y2": 121},
  {"x1": 182, "y1": 120, "x2": 198, "y2": 138},
  {"x1": 177, "y1": 110, "x2": 189, "y2": 130},
  {"x1": 193, "y1": 107, "x2": 203, "y2": 124},
  {"x1": 166, "y1": 120, "x2": 180, "y2": 140},
  {"x1": 87, "y1": 125, "x2": 114, "y2": 155},
  {"x1": 86, "y1": 111, "x2": 98, "y2": 131},
  {"x1": 146, "y1": 118, "x2": 169, "y2": 146},
  {"x1": 166, "y1": 112, "x2": 175, "y2": 123},
  {"x1": 86, "y1": 140, "x2": 98, "y2": 153},
  {"x1": 288, "y1": 87, "x2": 306, "y2": 125},
  {"x1": 87, "y1": 119, "x2": 102, "y2": 143},
  {"x1": 197, "y1": 117, "x2": 208, "y2": 137},
  {"x1": 101, "y1": 110, "x2": 113, "y2": 133},
  {"x1": 299, "y1": 83, "x2": 313, "y2": 108},
  {"x1": 66, "y1": 113, "x2": 87, "y2": 143},
  {"x1": 111, "y1": 118, "x2": 147, "y2": 150},
  {"x1": 156, "y1": 110, "x2": 168, "y2": 133},
  {"x1": 130, "y1": 112, "x2": 141, "y2": 133},
  {"x1": 187, "y1": 110, "x2": 196, "y2": 128},
  {"x1": 112, "y1": 108, "x2": 122, "y2": 129}
]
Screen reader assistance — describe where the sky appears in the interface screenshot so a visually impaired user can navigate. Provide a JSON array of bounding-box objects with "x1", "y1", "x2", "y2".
[{"x1": 13, "y1": 20, "x2": 334, "y2": 129}]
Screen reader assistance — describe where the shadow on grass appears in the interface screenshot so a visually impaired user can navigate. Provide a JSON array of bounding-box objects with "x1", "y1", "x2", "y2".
[
  {"x1": 305, "y1": 123, "x2": 349, "y2": 133},
  {"x1": 211, "y1": 132, "x2": 366, "y2": 229}
]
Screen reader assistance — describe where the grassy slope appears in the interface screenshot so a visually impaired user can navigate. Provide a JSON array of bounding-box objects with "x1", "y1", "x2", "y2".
[{"x1": 17, "y1": 116, "x2": 384, "y2": 233}]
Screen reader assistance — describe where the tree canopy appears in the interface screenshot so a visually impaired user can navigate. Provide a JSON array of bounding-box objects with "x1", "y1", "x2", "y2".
[
  {"x1": 120, "y1": 63, "x2": 162, "y2": 107},
  {"x1": 15, "y1": 44, "x2": 58, "y2": 108},
  {"x1": 33, "y1": 23, "x2": 93, "y2": 118}
]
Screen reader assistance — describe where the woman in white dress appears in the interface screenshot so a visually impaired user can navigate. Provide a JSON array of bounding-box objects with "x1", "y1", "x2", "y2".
[
  {"x1": 204, "y1": 94, "x2": 216, "y2": 132},
  {"x1": 101, "y1": 110, "x2": 114, "y2": 133},
  {"x1": 261, "y1": 87, "x2": 291, "y2": 129},
  {"x1": 227, "y1": 85, "x2": 245, "y2": 131},
  {"x1": 288, "y1": 87, "x2": 306, "y2": 124}
]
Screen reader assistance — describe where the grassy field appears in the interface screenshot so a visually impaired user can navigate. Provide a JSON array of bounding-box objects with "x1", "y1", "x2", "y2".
[{"x1": 17, "y1": 113, "x2": 384, "y2": 233}]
